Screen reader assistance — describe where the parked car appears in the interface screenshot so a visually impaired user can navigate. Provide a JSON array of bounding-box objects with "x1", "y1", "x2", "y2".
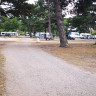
[
  {"x1": 25, "y1": 33, "x2": 30, "y2": 36},
  {"x1": 67, "y1": 36, "x2": 75, "y2": 40},
  {"x1": 66, "y1": 32, "x2": 80, "y2": 39},
  {"x1": 66, "y1": 32, "x2": 75, "y2": 40}
]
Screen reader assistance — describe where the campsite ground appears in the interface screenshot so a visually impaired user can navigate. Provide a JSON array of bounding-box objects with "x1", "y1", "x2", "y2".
[
  {"x1": 0, "y1": 42, "x2": 5, "y2": 96},
  {"x1": 32, "y1": 39, "x2": 96, "y2": 72},
  {"x1": 0, "y1": 37, "x2": 96, "y2": 96}
]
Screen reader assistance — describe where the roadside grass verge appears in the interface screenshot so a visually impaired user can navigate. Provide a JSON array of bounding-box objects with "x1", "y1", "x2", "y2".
[
  {"x1": 0, "y1": 43, "x2": 5, "y2": 96},
  {"x1": 33, "y1": 42, "x2": 96, "y2": 72}
]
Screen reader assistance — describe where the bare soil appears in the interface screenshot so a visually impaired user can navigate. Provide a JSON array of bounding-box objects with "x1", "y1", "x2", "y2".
[{"x1": 32, "y1": 42, "x2": 96, "y2": 72}]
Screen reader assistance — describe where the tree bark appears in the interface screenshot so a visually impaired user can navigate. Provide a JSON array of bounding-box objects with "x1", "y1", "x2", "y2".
[
  {"x1": 48, "y1": 11, "x2": 52, "y2": 38},
  {"x1": 54, "y1": 0, "x2": 68, "y2": 47},
  {"x1": 48, "y1": 0, "x2": 52, "y2": 39}
]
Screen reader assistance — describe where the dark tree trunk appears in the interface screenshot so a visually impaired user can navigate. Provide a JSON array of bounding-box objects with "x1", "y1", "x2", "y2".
[
  {"x1": 48, "y1": 12, "x2": 52, "y2": 38},
  {"x1": 31, "y1": 27, "x2": 34, "y2": 37},
  {"x1": 28, "y1": 25, "x2": 32, "y2": 37},
  {"x1": 54, "y1": 0, "x2": 68, "y2": 47},
  {"x1": 45, "y1": 27, "x2": 46, "y2": 33},
  {"x1": 48, "y1": 0, "x2": 52, "y2": 39}
]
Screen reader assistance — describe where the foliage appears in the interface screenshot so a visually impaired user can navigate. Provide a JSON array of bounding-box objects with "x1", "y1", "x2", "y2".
[
  {"x1": 0, "y1": 0, "x2": 95, "y2": 39},
  {"x1": 0, "y1": 0, "x2": 33, "y2": 17},
  {"x1": 75, "y1": 0, "x2": 95, "y2": 15},
  {"x1": 0, "y1": 16, "x2": 22, "y2": 32},
  {"x1": 92, "y1": 30, "x2": 96, "y2": 35},
  {"x1": 68, "y1": 0, "x2": 96, "y2": 33}
]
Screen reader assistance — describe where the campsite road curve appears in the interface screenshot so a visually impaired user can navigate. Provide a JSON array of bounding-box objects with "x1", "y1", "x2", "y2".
[{"x1": 2, "y1": 42, "x2": 96, "y2": 96}]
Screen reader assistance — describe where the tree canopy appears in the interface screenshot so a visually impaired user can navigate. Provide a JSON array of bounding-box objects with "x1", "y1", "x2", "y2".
[
  {"x1": 0, "y1": 16, "x2": 22, "y2": 32},
  {"x1": 0, "y1": 0, "x2": 96, "y2": 47}
]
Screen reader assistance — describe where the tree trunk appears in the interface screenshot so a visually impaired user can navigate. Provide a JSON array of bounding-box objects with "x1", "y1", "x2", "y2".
[
  {"x1": 45, "y1": 26, "x2": 46, "y2": 33},
  {"x1": 31, "y1": 27, "x2": 34, "y2": 37},
  {"x1": 54, "y1": 0, "x2": 68, "y2": 47},
  {"x1": 48, "y1": 0, "x2": 52, "y2": 39},
  {"x1": 48, "y1": 12, "x2": 52, "y2": 38},
  {"x1": 28, "y1": 25, "x2": 32, "y2": 37}
]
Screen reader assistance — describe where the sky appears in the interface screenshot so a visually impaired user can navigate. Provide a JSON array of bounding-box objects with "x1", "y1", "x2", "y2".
[
  {"x1": 1, "y1": 0, "x2": 38, "y2": 8},
  {"x1": 1, "y1": 0, "x2": 75, "y2": 18},
  {"x1": 27, "y1": 0, "x2": 74, "y2": 18},
  {"x1": 27, "y1": 0, "x2": 38, "y2": 4}
]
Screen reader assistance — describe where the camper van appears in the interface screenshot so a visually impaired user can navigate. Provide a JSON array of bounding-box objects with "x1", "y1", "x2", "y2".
[
  {"x1": 1, "y1": 32, "x2": 18, "y2": 36},
  {"x1": 35, "y1": 32, "x2": 51, "y2": 39},
  {"x1": 67, "y1": 32, "x2": 80, "y2": 39}
]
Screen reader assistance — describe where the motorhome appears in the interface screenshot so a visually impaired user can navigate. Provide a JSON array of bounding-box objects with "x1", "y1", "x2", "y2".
[
  {"x1": 1, "y1": 32, "x2": 18, "y2": 36},
  {"x1": 35, "y1": 32, "x2": 51, "y2": 39}
]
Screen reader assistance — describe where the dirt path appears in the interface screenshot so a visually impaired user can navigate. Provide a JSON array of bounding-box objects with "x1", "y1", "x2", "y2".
[{"x1": 2, "y1": 42, "x2": 96, "y2": 96}]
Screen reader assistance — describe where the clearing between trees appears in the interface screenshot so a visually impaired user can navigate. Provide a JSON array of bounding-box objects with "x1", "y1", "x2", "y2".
[
  {"x1": 33, "y1": 41, "x2": 96, "y2": 72},
  {"x1": 2, "y1": 42, "x2": 96, "y2": 96}
]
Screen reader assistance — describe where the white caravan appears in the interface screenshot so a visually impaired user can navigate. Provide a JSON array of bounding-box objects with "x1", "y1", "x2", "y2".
[
  {"x1": 35, "y1": 32, "x2": 50, "y2": 39},
  {"x1": 1, "y1": 32, "x2": 18, "y2": 36}
]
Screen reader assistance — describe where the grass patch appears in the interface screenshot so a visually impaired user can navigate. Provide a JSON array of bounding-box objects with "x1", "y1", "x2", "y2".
[
  {"x1": 33, "y1": 42, "x2": 96, "y2": 72},
  {"x1": 0, "y1": 43, "x2": 5, "y2": 96}
]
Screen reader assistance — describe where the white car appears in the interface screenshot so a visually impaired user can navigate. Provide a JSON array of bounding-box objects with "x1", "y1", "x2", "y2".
[
  {"x1": 69, "y1": 32, "x2": 80, "y2": 38},
  {"x1": 25, "y1": 33, "x2": 30, "y2": 36},
  {"x1": 80, "y1": 33, "x2": 91, "y2": 39}
]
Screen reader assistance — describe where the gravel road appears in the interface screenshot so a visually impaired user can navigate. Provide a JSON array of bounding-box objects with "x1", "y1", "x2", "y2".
[{"x1": 2, "y1": 42, "x2": 96, "y2": 96}]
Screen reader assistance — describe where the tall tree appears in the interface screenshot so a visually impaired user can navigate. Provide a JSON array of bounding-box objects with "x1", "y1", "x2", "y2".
[
  {"x1": 0, "y1": 0, "x2": 33, "y2": 17},
  {"x1": 38, "y1": 0, "x2": 68, "y2": 47},
  {"x1": 48, "y1": 0, "x2": 52, "y2": 38},
  {"x1": 37, "y1": 0, "x2": 54, "y2": 38},
  {"x1": 0, "y1": 16, "x2": 22, "y2": 32},
  {"x1": 70, "y1": 0, "x2": 96, "y2": 33},
  {"x1": 54, "y1": 0, "x2": 68, "y2": 47}
]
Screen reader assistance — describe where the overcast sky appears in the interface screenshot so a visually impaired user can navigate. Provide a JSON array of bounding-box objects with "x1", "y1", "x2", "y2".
[
  {"x1": 1, "y1": 0, "x2": 75, "y2": 18},
  {"x1": 27, "y1": 0, "x2": 38, "y2": 4},
  {"x1": 1, "y1": 0, "x2": 38, "y2": 8}
]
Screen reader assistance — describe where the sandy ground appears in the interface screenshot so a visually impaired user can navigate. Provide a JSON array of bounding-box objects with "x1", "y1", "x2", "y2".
[
  {"x1": 2, "y1": 41, "x2": 96, "y2": 96},
  {"x1": 0, "y1": 37, "x2": 17, "y2": 42}
]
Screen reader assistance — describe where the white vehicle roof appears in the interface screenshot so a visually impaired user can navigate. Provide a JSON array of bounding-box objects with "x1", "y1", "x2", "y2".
[{"x1": 80, "y1": 33, "x2": 91, "y2": 35}]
